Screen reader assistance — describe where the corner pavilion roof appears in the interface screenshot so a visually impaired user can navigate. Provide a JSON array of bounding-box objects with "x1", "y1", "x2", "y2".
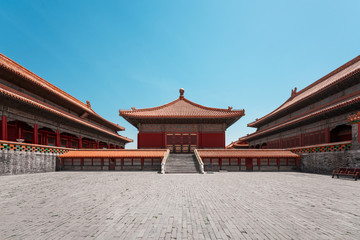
[{"x1": 119, "y1": 89, "x2": 245, "y2": 129}]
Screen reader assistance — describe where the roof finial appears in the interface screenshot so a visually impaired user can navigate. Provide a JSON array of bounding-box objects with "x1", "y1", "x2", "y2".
[
  {"x1": 179, "y1": 88, "x2": 184, "y2": 99},
  {"x1": 86, "y1": 100, "x2": 91, "y2": 108}
]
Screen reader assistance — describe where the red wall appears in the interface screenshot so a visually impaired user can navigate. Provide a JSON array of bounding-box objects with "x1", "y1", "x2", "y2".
[
  {"x1": 138, "y1": 132, "x2": 164, "y2": 148},
  {"x1": 199, "y1": 132, "x2": 225, "y2": 148}
]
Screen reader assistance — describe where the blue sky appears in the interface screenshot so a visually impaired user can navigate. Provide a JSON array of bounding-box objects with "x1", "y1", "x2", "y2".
[{"x1": 1, "y1": 0, "x2": 360, "y2": 148}]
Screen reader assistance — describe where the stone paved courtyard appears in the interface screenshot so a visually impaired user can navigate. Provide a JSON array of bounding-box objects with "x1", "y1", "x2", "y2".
[{"x1": 0, "y1": 172, "x2": 359, "y2": 240}]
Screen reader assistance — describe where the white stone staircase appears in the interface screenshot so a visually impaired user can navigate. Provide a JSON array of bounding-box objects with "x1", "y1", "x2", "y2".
[{"x1": 165, "y1": 154, "x2": 200, "y2": 173}]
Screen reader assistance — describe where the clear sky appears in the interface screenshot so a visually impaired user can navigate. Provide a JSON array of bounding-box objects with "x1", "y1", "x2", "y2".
[{"x1": 1, "y1": 0, "x2": 360, "y2": 148}]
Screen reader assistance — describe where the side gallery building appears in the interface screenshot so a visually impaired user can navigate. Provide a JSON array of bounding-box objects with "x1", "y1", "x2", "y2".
[{"x1": 120, "y1": 89, "x2": 245, "y2": 152}]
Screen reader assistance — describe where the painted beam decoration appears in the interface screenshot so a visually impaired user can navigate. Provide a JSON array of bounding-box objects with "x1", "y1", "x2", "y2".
[
  {"x1": 0, "y1": 141, "x2": 70, "y2": 154},
  {"x1": 348, "y1": 112, "x2": 360, "y2": 123}
]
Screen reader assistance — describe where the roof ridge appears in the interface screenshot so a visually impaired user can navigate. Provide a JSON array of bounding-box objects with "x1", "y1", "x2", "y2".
[
  {"x1": 0, "y1": 53, "x2": 89, "y2": 108},
  {"x1": 120, "y1": 98, "x2": 180, "y2": 114},
  {"x1": 182, "y1": 97, "x2": 244, "y2": 112},
  {"x1": 119, "y1": 96, "x2": 244, "y2": 115},
  {"x1": 294, "y1": 55, "x2": 360, "y2": 96},
  {"x1": 248, "y1": 55, "x2": 360, "y2": 127},
  {"x1": 0, "y1": 52, "x2": 123, "y2": 131}
]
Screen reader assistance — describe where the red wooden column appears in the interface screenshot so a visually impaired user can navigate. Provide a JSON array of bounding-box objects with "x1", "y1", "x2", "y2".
[
  {"x1": 78, "y1": 136, "x2": 82, "y2": 149},
  {"x1": 96, "y1": 140, "x2": 99, "y2": 149},
  {"x1": 1, "y1": 115, "x2": 7, "y2": 140},
  {"x1": 17, "y1": 121, "x2": 24, "y2": 139},
  {"x1": 276, "y1": 158, "x2": 280, "y2": 171},
  {"x1": 107, "y1": 143, "x2": 110, "y2": 149},
  {"x1": 137, "y1": 133, "x2": 140, "y2": 149},
  {"x1": 325, "y1": 128, "x2": 331, "y2": 143},
  {"x1": 33, "y1": 124, "x2": 38, "y2": 144},
  {"x1": 56, "y1": 130, "x2": 60, "y2": 147}
]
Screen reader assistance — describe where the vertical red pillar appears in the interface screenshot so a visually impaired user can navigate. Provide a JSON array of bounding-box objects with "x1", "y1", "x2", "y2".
[
  {"x1": 16, "y1": 121, "x2": 21, "y2": 139},
  {"x1": 198, "y1": 132, "x2": 202, "y2": 148},
  {"x1": 163, "y1": 132, "x2": 166, "y2": 149},
  {"x1": 56, "y1": 130, "x2": 60, "y2": 147},
  {"x1": 96, "y1": 140, "x2": 99, "y2": 149},
  {"x1": 137, "y1": 133, "x2": 140, "y2": 149},
  {"x1": 1, "y1": 115, "x2": 7, "y2": 140},
  {"x1": 107, "y1": 143, "x2": 110, "y2": 149},
  {"x1": 222, "y1": 132, "x2": 226, "y2": 149},
  {"x1": 33, "y1": 124, "x2": 38, "y2": 144},
  {"x1": 325, "y1": 128, "x2": 330, "y2": 143},
  {"x1": 78, "y1": 136, "x2": 82, "y2": 149}
]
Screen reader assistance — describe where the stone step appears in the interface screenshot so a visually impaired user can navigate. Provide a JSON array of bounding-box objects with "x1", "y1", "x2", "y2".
[{"x1": 165, "y1": 154, "x2": 200, "y2": 174}]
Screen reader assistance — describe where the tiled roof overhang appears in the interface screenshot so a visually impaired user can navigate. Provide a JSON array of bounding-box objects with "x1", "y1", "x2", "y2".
[
  {"x1": 248, "y1": 55, "x2": 360, "y2": 128},
  {"x1": 120, "y1": 97, "x2": 245, "y2": 129},
  {"x1": 58, "y1": 149, "x2": 167, "y2": 158},
  {"x1": 197, "y1": 149, "x2": 300, "y2": 158},
  {"x1": 226, "y1": 140, "x2": 249, "y2": 149},
  {"x1": 241, "y1": 93, "x2": 360, "y2": 141},
  {"x1": 0, "y1": 53, "x2": 124, "y2": 131},
  {"x1": 0, "y1": 83, "x2": 133, "y2": 143}
]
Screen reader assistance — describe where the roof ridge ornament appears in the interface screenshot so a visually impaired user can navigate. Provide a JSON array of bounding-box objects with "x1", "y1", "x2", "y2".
[
  {"x1": 291, "y1": 87, "x2": 297, "y2": 98},
  {"x1": 86, "y1": 100, "x2": 91, "y2": 109},
  {"x1": 179, "y1": 88, "x2": 184, "y2": 99}
]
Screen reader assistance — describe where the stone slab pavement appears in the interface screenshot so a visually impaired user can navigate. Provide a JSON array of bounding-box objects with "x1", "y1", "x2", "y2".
[{"x1": 0, "y1": 171, "x2": 359, "y2": 240}]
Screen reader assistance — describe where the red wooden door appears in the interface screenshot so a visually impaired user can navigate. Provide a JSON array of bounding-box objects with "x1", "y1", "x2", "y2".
[
  {"x1": 166, "y1": 133, "x2": 197, "y2": 153},
  {"x1": 245, "y1": 158, "x2": 253, "y2": 171}
]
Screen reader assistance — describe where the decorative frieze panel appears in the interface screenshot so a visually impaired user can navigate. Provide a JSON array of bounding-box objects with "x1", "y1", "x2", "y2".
[
  {"x1": 0, "y1": 141, "x2": 69, "y2": 154},
  {"x1": 140, "y1": 124, "x2": 163, "y2": 132},
  {"x1": 165, "y1": 124, "x2": 199, "y2": 132},
  {"x1": 201, "y1": 124, "x2": 224, "y2": 133},
  {"x1": 140, "y1": 124, "x2": 224, "y2": 133},
  {"x1": 291, "y1": 142, "x2": 352, "y2": 153}
]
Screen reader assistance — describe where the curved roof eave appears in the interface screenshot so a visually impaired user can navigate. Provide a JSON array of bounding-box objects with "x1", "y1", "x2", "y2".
[{"x1": 0, "y1": 84, "x2": 133, "y2": 143}]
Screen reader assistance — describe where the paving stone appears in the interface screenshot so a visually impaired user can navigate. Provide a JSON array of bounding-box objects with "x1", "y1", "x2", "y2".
[{"x1": 0, "y1": 172, "x2": 359, "y2": 239}]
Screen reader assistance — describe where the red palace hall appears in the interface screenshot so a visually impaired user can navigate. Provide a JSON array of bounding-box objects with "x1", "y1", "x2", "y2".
[{"x1": 119, "y1": 89, "x2": 245, "y2": 152}]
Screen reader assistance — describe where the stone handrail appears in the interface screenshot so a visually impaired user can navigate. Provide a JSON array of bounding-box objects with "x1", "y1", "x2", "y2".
[
  {"x1": 194, "y1": 149, "x2": 205, "y2": 174},
  {"x1": 161, "y1": 149, "x2": 170, "y2": 174}
]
